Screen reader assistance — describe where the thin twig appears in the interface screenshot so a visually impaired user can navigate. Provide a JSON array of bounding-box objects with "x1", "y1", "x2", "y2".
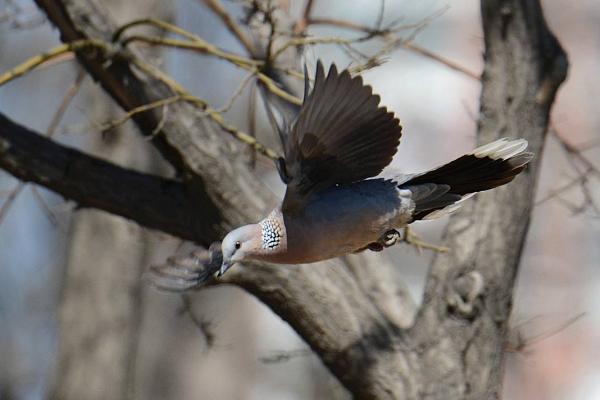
[
  {"x1": 535, "y1": 171, "x2": 591, "y2": 206},
  {"x1": 374, "y1": 0, "x2": 386, "y2": 32},
  {"x1": 47, "y1": 68, "x2": 87, "y2": 137},
  {"x1": 303, "y1": 0, "x2": 316, "y2": 19},
  {"x1": 308, "y1": 17, "x2": 374, "y2": 33},
  {"x1": 113, "y1": 18, "x2": 203, "y2": 43},
  {"x1": 0, "y1": 68, "x2": 85, "y2": 227},
  {"x1": 128, "y1": 58, "x2": 280, "y2": 160},
  {"x1": 201, "y1": 0, "x2": 257, "y2": 56},
  {"x1": 215, "y1": 72, "x2": 255, "y2": 113},
  {"x1": 264, "y1": 0, "x2": 277, "y2": 63},
  {"x1": 0, "y1": 39, "x2": 109, "y2": 87},
  {"x1": 255, "y1": 70, "x2": 302, "y2": 105},
  {"x1": 148, "y1": 102, "x2": 170, "y2": 139},
  {"x1": 112, "y1": 17, "x2": 301, "y2": 101},
  {"x1": 0, "y1": 182, "x2": 25, "y2": 226},
  {"x1": 100, "y1": 95, "x2": 191, "y2": 133},
  {"x1": 246, "y1": 82, "x2": 258, "y2": 169},
  {"x1": 270, "y1": 35, "x2": 370, "y2": 61},
  {"x1": 552, "y1": 127, "x2": 600, "y2": 175},
  {"x1": 31, "y1": 187, "x2": 58, "y2": 226},
  {"x1": 118, "y1": 33, "x2": 301, "y2": 105},
  {"x1": 550, "y1": 126, "x2": 600, "y2": 213},
  {"x1": 400, "y1": 42, "x2": 479, "y2": 80},
  {"x1": 402, "y1": 226, "x2": 449, "y2": 253},
  {"x1": 120, "y1": 35, "x2": 260, "y2": 68},
  {"x1": 293, "y1": 0, "x2": 316, "y2": 34},
  {"x1": 305, "y1": 15, "x2": 480, "y2": 80},
  {"x1": 506, "y1": 313, "x2": 585, "y2": 353}
]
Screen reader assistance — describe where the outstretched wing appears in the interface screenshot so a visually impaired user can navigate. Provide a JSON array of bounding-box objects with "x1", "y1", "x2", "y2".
[{"x1": 281, "y1": 61, "x2": 402, "y2": 213}]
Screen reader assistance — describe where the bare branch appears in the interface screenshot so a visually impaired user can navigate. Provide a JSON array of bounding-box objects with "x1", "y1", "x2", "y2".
[
  {"x1": 0, "y1": 182, "x2": 24, "y2": 226},
  {"x1": 305, "y1": 13, "x2": 480, "y2": 80},
  {"x1": 215, "y1": 71, "x2": 255, "y2": 113},
  {"x1": 0, "y1": 112, "x2": 208, "y2": 243},
  {"x1": 293, "y1": 0, "x2": 315, "y2": 35},
  {"x1": 552, "y1": 126, "x2": 600, "y2": 175},
  {"x1": 535, "y1": 170, "x2": 592, "y2": 206},
  {"x1": 113, "y1": 17, "x2": 208, "y2": 43},
  {"x1": 30, "y1": 186, "x2": 59, "y2": 226},
  {"x1": 401, "y1": 226, "x2": 449, "y2": 253},
  {"x1": 0, "y1": 39, "x2": 283, "y2": 160},
  {"x1": 0, "y1": 39, "x2": 109, "y2": 87},
  {"x1": 400, "y1": 42, "x2": 479, "y2": 80},
  {"x1": 120, "y1": 35, "x2": 260, "y2": 68},
  {"x1": 548, "y1": 126, "x2": 600, "y2": 214},
  {"x1": 0, "y1": 68, "x2": 84, "y2": 227},
  {"x1": 200, "y1": 0, "x2": 257, "y2": 56},
  {"x1": 506, "y1": 313, "x2": 585, "y2": 353}
]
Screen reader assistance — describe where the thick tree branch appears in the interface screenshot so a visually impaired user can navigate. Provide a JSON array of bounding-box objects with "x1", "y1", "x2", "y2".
[{"x1": 0, "y1": 113, "x2": 205, "y2": 243}]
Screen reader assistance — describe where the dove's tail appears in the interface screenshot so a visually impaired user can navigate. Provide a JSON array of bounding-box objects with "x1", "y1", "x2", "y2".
[{"x1": 402, "y1": 138, "x2": 533, "y2": 221}]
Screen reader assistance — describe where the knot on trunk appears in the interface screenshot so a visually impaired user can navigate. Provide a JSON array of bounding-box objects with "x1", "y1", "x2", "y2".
[{"x1": 447, "y1": 271, "x2": 485, "y2": 319}]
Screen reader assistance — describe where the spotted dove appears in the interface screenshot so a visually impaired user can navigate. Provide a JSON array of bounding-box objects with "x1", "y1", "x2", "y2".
[{"x1": 215, "y1": 61, "x2": 533, "y2": 276}]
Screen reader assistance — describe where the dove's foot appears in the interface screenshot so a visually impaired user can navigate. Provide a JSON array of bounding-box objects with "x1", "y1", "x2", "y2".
[
  {"x1": 144, "y1": 242, "x2": 223, "y2": 291},
  {"x1": 382, "y1": 229, "x2": 401, "y2": 247}
]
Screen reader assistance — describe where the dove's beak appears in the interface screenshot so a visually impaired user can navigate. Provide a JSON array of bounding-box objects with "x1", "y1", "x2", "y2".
[{"x1": 217, "y1": 261, "x2": 232, "y2": 277}]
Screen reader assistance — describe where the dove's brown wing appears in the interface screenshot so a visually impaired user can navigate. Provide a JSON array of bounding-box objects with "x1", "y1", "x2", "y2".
[{"x1": 281, "y1": 61, "x2": 402, "y2": 213}]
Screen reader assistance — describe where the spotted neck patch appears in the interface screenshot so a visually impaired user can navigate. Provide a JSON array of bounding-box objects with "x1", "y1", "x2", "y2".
[{"x1": 260, "y1": 217, "x2": 282, "y2": 250}]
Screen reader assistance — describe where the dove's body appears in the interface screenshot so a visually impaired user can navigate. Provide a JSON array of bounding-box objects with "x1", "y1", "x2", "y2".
[
  {"x1": 257, "y1": 179, "x2": 413, "y2": 264},
  {"x1": 218, "y1": 62, "x2": 533, "y2": 275}
]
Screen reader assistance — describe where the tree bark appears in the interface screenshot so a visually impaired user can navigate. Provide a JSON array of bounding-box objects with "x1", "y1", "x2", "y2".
[{"x1": 0, "y1": 0, "x2": 567, "y2": 398}]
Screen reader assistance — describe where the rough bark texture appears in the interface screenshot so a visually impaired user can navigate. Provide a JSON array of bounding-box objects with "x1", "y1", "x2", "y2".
[{"x1": 0, "y1": 0, "x2": 567, "y2": 398}]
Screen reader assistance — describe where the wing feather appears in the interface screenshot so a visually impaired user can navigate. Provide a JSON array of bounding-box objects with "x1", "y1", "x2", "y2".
[{"x1": 281, "y1": 62, "x2": 402, "y2": 213}]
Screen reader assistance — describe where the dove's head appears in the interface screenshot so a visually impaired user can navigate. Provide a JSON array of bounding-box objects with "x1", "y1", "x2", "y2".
[{"x1": 219, "y1": 224, "x2": 261, "y2": 276}]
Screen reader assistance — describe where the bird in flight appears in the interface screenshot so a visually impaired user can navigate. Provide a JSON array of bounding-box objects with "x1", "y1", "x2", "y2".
[
  {"x1": 217, "y1": 61, "x2": 532, "y2": 276},
  {"x1": 148, "y1": 61, "x2": 532, "y2": 289}
]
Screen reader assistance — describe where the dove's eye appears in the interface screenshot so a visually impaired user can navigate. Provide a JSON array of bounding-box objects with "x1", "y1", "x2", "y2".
[{"x1": 235, "y1": 241, "x2": 241, "y2": 249}]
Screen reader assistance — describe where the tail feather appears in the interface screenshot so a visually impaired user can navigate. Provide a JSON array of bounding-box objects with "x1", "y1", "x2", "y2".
[{"x1": 404, "y1": 138, "x2": 533, "y2": 220}]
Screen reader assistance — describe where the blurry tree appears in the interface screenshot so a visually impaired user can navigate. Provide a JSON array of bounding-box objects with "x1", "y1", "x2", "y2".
[{"x1": 0, "y1": 0, "x2": 569, "y2": 399}]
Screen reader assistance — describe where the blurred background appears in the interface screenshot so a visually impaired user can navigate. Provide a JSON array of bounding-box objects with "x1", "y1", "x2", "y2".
[{"x1": 0, "y1": 0, "x2": 599, "y2": 399}]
